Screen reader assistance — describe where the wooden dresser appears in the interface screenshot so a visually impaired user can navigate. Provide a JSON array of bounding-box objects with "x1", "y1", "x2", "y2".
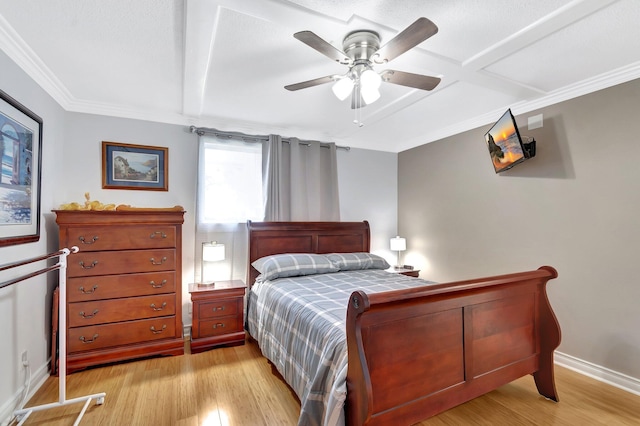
[{"x1": 54, "y1": 209, "x2": 185, "y2": 372}]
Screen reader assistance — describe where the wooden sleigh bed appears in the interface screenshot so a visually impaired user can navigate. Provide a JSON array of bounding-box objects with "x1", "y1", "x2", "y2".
[{"x1": 247, "y1": 220, "x2": 561, "y2": 425}]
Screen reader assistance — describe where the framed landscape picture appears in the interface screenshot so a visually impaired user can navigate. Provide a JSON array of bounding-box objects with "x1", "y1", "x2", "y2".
[
  {"x1": 0, "y1": 89, "x2": 43, "y2": 247},
  {"x1": 102, "y1": 141, "x2": 168, "y2": 191}
]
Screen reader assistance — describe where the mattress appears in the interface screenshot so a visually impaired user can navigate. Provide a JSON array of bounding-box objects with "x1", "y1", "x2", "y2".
[{"x1": 246, "y1": 269, "x2": 434, "y2": 426}]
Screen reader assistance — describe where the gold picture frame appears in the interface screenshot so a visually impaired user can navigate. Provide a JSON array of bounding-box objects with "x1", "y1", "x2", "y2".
[{"x1": 102, "y1": 141, "x2": 168, "y2": 191}]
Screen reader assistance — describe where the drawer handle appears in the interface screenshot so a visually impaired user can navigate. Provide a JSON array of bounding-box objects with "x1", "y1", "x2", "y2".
[
  {"x1": 150, "y1": 231, "x2": 167, "y2": 239},
  {"x1": 212, "y1": 323, "x2": 225, "y2": 329},
  {"x1": 79, "y1": 334, "x2": 99, "y2": 344},
  {"x1": 149, "y1": 257, "x2": 167, "y2": 265},
  {"x1": 213, "y1": 306, "x2": 225, "y2": 312},
  {"x1": 79, "y1": 285, "x2": 98, "y2": 294},
  {"x1": 79, "y1": 260, "x2": 99, "y2": 269},
  {"x1": 150, "y1": 302, "x2": 167, "y2": 311},
  {"x1": 79, "y1": 309, "x2": 99, "y2": 319},
  {"x1": 78, "y1": 235, "x2": 99, "y2": 245},
  {"x1": 150, "y1": 280, "x2": 167, "y2": 288},
  {"x1": 150, "y1": 325, "x2": 167, "y2": 334}
]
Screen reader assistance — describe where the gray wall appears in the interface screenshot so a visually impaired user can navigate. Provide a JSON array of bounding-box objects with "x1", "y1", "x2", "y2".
[
  {"x1": 0, "y1": 49, "x2": 67, "y2": 419},
  {"x1": 398, "y1": 78, "x2": 640, "y2": 380},
  {"x1": 338, "y1": 147, "x2": 398, "y2": 263}
]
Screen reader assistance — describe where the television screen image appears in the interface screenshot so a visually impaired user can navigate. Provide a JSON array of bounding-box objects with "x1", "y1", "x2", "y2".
[{"x1": 485, "y1": 109, "x2": 526, "y2": 173}]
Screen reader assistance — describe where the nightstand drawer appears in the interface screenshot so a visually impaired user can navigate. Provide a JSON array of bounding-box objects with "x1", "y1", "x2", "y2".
[
  {"x1": 198, "y1": 298, "x2": 241, "y2": 319},
  {"x1": 198, "y1": 316, "x2": 243, "y2": 338},
  {"x1": 67, "y1": 271, "x2": 176, "y2": 302},
  {"x1": 67, "y1": 249, "x2": 176, "y2": 277},
  {"x1": 65, "y1": 225, "x2": 177, "y2": 251},
  {"x1": 68, "y1": 294, "x2": 176, "y2": 327}
]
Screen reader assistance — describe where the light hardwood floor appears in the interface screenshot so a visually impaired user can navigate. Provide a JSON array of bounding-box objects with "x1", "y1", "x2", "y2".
[{"x1": 14, "y1": 338, "x2": 640, "y2": 425}]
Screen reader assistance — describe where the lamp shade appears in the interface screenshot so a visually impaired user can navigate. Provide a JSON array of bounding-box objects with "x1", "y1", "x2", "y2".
[
  {"x1": 360, "y1": 69, "x2": 382, "y2": 104},
  {"x1": 361, "y1": 87, "x2": 380, "y2": 104},
  {"x1": 202, "y1": 242, "x2": 225, "y2": 262},
  {"x1": 390, "y1": 236, "x2": 406, "y2": 251},
  {"x1": 361, "y1": 69, "x2": 381, "y2": 89},
  {"x1": 332, "y1": 77, "x2": 354, "y2": 101}
]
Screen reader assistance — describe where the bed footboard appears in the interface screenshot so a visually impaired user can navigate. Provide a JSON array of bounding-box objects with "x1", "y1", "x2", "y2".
[{"x1": 345, "y1": 266, "x2": 560, "y2": 426}]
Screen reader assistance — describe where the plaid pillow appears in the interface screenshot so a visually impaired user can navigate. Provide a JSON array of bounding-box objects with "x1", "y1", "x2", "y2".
[
  {"x1": 252, "y1": 253, "x2": 338, "y2": 282},
  {"x1": 326, "y1": 252, "x2": 390, "y2": 271}
]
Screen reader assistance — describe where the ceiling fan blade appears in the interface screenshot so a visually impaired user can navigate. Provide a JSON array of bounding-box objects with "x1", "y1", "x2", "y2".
[
  {"x1": 294, "y1": 31, "x2": 351, "y2": 64},
  {"x1": 285, "y1": 75, "x2": 335, "y2": 91},
  {"x1": 381, "y1": 70, "x2": 441, "y2": 91},
  {"x1": 372, "y1": 17, "x2": 438, "y2": 64}
]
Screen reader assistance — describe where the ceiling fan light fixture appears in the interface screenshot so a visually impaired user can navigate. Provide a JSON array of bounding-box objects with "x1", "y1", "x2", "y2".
[
  {"x1": 361, "y1": 85, "x2": 381, "y2": 104},
  {"x1": 360, "y1": 68, "x2": 382, "y2": 104},
  {"x1": 332, "y1": 77, "x2": 354, "y2": 101},
  {"x1": 360, "y1": 68, "x2": 382, "y2": 90}
]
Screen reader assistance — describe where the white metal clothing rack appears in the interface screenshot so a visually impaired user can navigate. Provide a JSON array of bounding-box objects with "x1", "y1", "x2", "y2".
[{"x1": 0, "y1": 246, "x2": 106, "y2": 425}]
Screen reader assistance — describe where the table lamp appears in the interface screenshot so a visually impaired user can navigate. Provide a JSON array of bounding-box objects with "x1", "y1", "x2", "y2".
[
  {"x1": 201, "y1": 241, "x2": 225, "y2": 285},
  {"x1": 390, "y1": 236, "x2": 406, "y2": 269}
]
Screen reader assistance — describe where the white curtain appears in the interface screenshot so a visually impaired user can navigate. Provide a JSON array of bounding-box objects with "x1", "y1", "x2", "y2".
[
  {"x1": 195, "y1": 136, "x2": 262, "y2": 283},
  {"x1": 262, "y1": 135, "x2": 340, "y2": 221}
]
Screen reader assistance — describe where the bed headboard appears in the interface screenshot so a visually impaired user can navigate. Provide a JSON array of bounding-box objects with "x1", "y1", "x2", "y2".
[{"x1": 246, "y1": 221, "x2": 371, "y2": 287}]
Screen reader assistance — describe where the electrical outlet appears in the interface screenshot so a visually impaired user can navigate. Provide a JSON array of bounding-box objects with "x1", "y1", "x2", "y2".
[{"x1": 21, "y1": 350, "x2": 28, "y2": 367}]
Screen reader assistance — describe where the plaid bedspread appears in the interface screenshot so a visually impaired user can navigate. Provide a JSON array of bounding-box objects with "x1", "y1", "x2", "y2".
[{"x1": 246, "y1": 269, "x2": 434, "y2": 426}]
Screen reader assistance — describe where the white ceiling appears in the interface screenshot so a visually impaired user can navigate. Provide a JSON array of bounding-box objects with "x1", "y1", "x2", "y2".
[{"x1": 1, "y1": 0, "x2": 639, "y2": 152}]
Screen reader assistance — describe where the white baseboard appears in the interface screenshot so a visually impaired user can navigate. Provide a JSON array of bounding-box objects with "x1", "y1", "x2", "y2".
[
  {"x1": 0, "y1": 362, "x2": 50, "y2": 426},
  {"x1": 555, "y1": 350, "x2": 640, "y2": 396}
]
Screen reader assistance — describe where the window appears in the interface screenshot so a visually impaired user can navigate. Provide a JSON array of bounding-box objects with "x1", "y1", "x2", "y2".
[{"x1": 198, "y1": 138, "x2": 263, "y2": 224}]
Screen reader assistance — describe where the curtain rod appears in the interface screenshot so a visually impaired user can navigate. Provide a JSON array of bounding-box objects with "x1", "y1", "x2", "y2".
[{"x1": 189, "y1": 126, "x2": 350, "y2": 151}]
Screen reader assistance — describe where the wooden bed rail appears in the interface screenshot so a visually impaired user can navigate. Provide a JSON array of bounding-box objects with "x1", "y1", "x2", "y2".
[{"x1": 345, "y1": 266, "x2": 561, "y2": 426}]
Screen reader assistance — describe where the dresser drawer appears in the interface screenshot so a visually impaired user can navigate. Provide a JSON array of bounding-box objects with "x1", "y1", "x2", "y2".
[
  {"x1": 64, "y1": 225, "x2": 176, "y2": 251},
  {"x1": 68, "y1": 249, "x2": 175, "y2": 277},
  {"x1": 197, "y1": 316, "x2": 243, "y2": 338},
  {"x1": 68, "y1": 294, "x2": 176, "y2": 327},
  {"x1": 67, "y1": 272, "x2": 176, "y2": 302},
  {"x1": 68, "y1": 317, "x2": 177, "y2": 353},
  {"x1": 198, "y1": 297, "x2": 241, "y2": 320}
]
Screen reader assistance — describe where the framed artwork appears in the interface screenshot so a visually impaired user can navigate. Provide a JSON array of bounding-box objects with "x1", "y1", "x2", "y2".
[
  {"x1": 0, "y1": 89, "x2": 43, "y2": 247},
  {"x1": 102, "y1": 141, "x2": 168, "y2": 191}
]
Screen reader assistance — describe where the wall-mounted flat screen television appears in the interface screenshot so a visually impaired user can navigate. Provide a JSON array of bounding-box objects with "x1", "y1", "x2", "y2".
[{"x1": 484, "y1": 109, "x2": 526, "y2": 173}]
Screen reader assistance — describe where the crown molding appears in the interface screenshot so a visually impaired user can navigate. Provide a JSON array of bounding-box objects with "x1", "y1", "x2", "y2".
[
  {"x1": 0, "y1": 15, "x2": 74, "y2": 107},
  {"x1": 397, "y1": 61, "x2": 640, "y2": 152}
]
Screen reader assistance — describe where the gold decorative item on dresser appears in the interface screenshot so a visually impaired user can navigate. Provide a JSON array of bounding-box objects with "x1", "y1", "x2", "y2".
[{"x1": 53, "y1": 207, "x2": 185, "y2": 373}]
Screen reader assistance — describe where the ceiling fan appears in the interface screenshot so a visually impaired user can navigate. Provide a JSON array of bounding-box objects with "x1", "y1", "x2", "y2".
[{"x1": 285, "y1": 17, "x2": 441, "y2": 109}]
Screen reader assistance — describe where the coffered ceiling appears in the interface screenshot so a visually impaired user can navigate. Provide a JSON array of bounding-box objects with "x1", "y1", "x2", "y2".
[{"x1": 1, "y1": 0, "x2": 639, "y2": 152}]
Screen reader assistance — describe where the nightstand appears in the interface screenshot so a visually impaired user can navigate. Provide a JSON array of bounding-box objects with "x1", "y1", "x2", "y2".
[
  {"x1": 188, "y1": 280, "x2": 246, "y2": 353},
  {"x1": 388, "y1": 267, "x2": 420, "y2": 278}
]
